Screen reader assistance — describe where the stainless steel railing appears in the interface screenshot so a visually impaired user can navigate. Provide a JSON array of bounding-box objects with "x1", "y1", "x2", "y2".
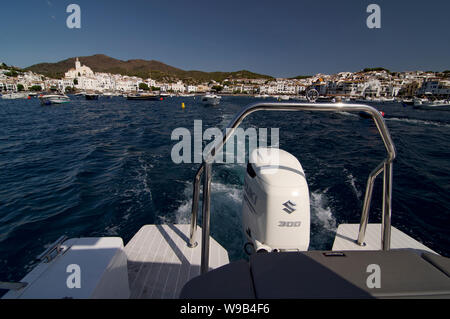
[{"x1": 188, "y1": 102, "x2": 396, "y2": 274}]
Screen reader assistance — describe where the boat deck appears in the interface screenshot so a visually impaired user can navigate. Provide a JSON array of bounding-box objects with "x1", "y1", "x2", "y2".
[
  {"x1": 332, "y1": 224, "x2": 437, "y2": 254},
  {"x1": 124, "y1": 224, "x2": 229, "y2": 299}
]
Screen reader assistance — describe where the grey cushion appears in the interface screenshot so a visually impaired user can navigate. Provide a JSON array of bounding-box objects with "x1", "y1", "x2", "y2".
[
  {"x1": 180, "y1": 250, "x2": 450, "y2": 299},
  {"x1": 250, "y1": 250, "x2": 450, "y2": 298},
  {"x1": 422, "y1": 252, "x2": 450, "y2": 277},
  {"x1": 179, "y1": 260, "x2": 255, "y2": 299}
]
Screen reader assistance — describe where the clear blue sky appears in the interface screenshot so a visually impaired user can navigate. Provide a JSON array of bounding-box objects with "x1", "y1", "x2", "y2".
[{"x1": 1, "y1": 0, "x2": 449, "y2": 77}]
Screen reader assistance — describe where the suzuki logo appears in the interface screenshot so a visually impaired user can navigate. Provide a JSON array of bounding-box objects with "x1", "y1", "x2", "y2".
[{"x1": 282, "y1": 200, "x2": 296, "y2": 214}]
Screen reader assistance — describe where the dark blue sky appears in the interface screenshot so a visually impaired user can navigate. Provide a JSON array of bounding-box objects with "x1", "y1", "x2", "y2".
[{"x1": 1, "y1": 0, "x2": 449, "y2": 77}]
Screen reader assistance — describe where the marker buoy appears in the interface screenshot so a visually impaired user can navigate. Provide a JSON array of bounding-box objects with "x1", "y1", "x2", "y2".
[{"x1": 181, "y1": 102, "x2": 185, "y2": 109}]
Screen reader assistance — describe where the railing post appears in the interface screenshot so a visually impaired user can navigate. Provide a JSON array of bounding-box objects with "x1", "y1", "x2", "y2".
[
  {"x1": 188, "y1": 102, "x2": 396, "y2": 270},
  {"x1": 200, "y1": 162, "x2": 212, "y2": 274},
  {"x1": 357, "y1": 163, "x2": 384, "y2": 246},
  {"x1": 188, "y1": 165, "x2": 204, "y2": 248},
  {"x1": 381, "y1": 161, "x2": 393, "y2": 250}
]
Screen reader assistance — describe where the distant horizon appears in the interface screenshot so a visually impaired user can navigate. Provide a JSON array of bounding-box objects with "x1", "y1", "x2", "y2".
[
  {"x1": 3, "y1": 53, "x2": 449, "y2": 79},
  {"x1": 1, "y1": 0, "x2": 449, "y2": 77}
]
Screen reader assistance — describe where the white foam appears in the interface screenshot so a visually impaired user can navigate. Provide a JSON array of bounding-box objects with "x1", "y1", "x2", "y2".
[
  {"x1": 105, "y1": 225, "x2": 120, "y2": 235},
  {"x1": 386, "y1": 117, "x2": 450, "y2": 128},
  {"x1": 344, "y1": 169, "x2": 362, "y2": 200},
  {"x1": 310, "y1": 191, "x2": 336, "y2": 231},
  {"x1": 171, "y1": 180, "x2": 243, "y2": 225}
]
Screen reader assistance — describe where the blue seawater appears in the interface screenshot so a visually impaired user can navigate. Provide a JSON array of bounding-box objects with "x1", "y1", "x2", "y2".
[{"x1": 0, "y1": 95, "x2": 449, "y2": 286}]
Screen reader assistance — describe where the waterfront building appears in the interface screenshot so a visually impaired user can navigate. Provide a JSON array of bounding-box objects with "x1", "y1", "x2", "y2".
[
  {"x1": 417, "y1": 78, "x2": 450, "y2": 97},
  {"x1": 65, "y1": 58, "x2": 94, "y2": 78},
  {"x1": 187, "y1": 85, "x2": 197, "y2": 93}
]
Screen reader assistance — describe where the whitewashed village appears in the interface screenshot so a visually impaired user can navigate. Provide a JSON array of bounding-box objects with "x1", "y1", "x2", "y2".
[{"x1": 1, "y1": 57, "x2": 449, "y2": 101}]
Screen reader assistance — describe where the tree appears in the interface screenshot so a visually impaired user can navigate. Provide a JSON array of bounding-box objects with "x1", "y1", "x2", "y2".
[
  {"x1": 363, "y1": 67, "x2": 390, "y2": 74},
  {"x1": 5, "y1": 71, "x2": 18, "y2": 77},
  {"x1": 73, "y1": 79, "x2": 78, "y2": 85},
  {"x1": 151, "y1": 86, "x2": 160, "y2": 92},
  {"x1": 139, "y1": 83, "x2": 150, "y2": 91},
  {"x1": 17, "y1": 84, "x2": 24, "y2": 91},
  {"x1": 30, "y1": 85, "x2": 42, "y2": 91},
  {"x1": 65, "y1": 86, "x2": 75, "y2": 93},
  {"x1": 211, "y1": 85, "x2": 223, "y2": 92}
]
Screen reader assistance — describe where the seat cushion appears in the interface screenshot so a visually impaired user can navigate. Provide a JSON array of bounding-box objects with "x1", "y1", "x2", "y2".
[{"x1": 179, "y1": 260, "x2": 255, "y2": 299}]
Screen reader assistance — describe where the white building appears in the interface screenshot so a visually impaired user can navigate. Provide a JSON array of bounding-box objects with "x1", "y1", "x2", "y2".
[
  {"x1": 187, "y1": 85, "x2": 197, "y2": 93},
  {"x1": 170, "y1": 81, "x2": 186, "y2": 93},
  {"x1": 65, "y1": 58, "x2": 94, "y2": 78},
  {"x1": 417, "y1": 78, "x2": 450, "y2": 97}
]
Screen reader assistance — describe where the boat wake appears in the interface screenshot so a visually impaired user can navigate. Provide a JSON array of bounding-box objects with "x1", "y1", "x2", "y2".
[
  {"x1": 170, "y1": 177, "x2": 339, "y2": 258},
  {"x1": 309, "y1": 190, "x2": 337, "y2": 250},
  {"x1": 385, "y1": 117, "x2": 450, "y2": 128},
  {"x1": 344, "y1": 169, "x2": 362, "y2": 200},
  {"x1": 310, "y1": 191, "x2": 336, "y2": 231}
]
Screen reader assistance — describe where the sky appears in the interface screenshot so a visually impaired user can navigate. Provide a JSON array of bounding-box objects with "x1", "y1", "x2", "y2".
[{"x1": 0, "y1": 0, "x2": 449, "y2": 78}]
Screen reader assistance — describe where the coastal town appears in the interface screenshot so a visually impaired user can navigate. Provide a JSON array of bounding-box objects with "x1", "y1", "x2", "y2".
[{"x1": 1, "y1": 57, "x2": 449, "y2": 100}]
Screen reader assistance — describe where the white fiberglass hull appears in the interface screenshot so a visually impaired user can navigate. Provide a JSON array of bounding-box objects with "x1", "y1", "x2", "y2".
[
  {"x1": 201, "y1": 96, "x2": 221, "y2": 106},
  {"x1": 1, "y1": 92, "x2": 29, "y2": 99},
  {"x1": 39, "y1": 95, "x2": 70, "y2": 105}
]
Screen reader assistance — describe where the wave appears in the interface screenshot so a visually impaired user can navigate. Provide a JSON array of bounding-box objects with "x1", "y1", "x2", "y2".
[
  {"x1": 385, "y1": 117, "x2": 450, "y2": 128},
  {"x1": 102, "y1": 155, "x2": 154, "y2": 235},
  {"x1": 171, "y1": 178, "x2": 338, "y2": 253},
  {"x1": 343, "y1": 169, "x2": 362, "y2": 200},
  {"x1": 310, "y1": 191, "x2": 336, "y2": 231},
  {"x1": 170, "y1": 181, "x2": 243, "y2": 225},
  {"x1": 339, "y1": 112, "x2": 450, "y2": 128},
  {"x1": 339, "y1": 111, "x2": 359, "y2": 118}
]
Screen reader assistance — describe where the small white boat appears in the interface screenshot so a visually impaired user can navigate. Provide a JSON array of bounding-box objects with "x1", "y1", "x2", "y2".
[
  {"x1": 413, "y1": 98, "x2": 450, "y2": 111},
  {"x1": 39, "y1": 94, "x2": 70, "y2": 105},
  {"x1": 1, "y1": 92, "x2": 29, "y2": 99},
  {"x1": 201, "y1": 93, "x2": 221, "y2": 106}
]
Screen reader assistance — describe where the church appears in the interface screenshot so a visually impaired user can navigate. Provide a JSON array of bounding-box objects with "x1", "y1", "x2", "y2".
[{"x1": 64, "y1": 57, "x2": 94, "y2": 79}]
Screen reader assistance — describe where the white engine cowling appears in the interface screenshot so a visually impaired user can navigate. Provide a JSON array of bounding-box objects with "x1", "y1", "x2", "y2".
[{"x1": 242, "y1": 148, "x2": 310, "y2": 252}]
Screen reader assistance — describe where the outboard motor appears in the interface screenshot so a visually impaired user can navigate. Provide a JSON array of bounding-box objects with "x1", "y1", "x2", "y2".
[{"x1": 242, "y1": 148, "x2": 310, "y2": 253}]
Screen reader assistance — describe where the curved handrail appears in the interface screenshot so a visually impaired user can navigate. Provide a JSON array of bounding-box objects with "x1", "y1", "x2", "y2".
[{"x1": 188, "y1": 102, "x2": 397, "y2": 274}]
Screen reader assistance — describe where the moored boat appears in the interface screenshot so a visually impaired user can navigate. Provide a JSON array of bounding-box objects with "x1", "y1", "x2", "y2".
[
  {"x1": 85, "y1": 93, "x2": 99, "y2": 100},
  {"x1": 127, "y1": 93, "x2": 163, "y2": 100},
  {"x1": 201, "y1": 93, "x2": 221, "y2": 106},
  {"x1": 413, "y1": 98, "x2": 450, "y2": 111},
  {"x1": 1, "y1": 92, "x2": 29, "y2": 99},
  {"x1": 39, "y1": 94, "x2": 70, "y2": 105}
]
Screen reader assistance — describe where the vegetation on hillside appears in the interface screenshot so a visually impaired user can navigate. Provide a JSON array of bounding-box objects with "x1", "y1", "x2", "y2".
[
  {"x1": 362, "y1": 67, "x2": 391, "y2": 73},
  {"x1": 25, "y1": 54, "x2": 273, "y2": 83}
]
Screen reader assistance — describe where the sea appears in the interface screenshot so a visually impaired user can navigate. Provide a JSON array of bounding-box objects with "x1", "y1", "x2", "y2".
[{"x1": 0, "y1": 95, "x2": 449, "y2": 286}]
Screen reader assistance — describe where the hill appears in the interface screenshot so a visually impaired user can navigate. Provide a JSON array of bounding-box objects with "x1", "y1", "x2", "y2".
[{"x1": 25, "y1": 54, "x2": 273, "y2": 83}]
